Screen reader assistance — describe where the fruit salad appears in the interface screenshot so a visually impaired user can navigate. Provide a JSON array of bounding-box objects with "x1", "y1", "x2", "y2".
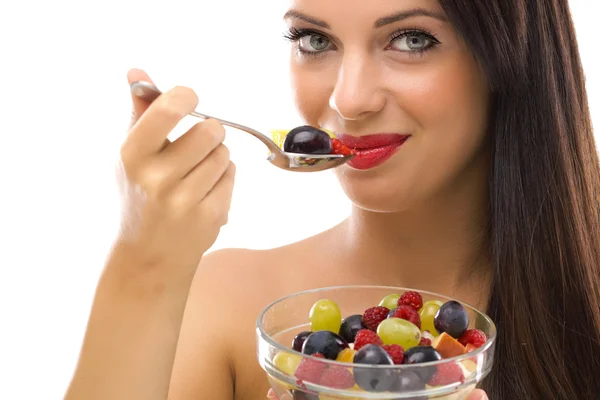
[
  {"x1": 268, "y1": 290, "x2": 492, "y2": 399},
  {"x1": 272, "y1": 126, "x2": 356, "y2": 162}
]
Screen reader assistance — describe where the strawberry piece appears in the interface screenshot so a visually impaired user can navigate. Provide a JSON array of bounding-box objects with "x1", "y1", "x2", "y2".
[
  {"x1": 419, "y1": 337, "x2": 432, "y2": 346},
  {"x1": 382, "y1": 344, "x2": 405, "y2": 364},
  {"x1": 294, "y1": 353, "x2": 327, "y2": 384},
  {"x1": 319, "y1": 365, "x2": 355, "y2": 389},
  {"x1": 331, "y1": 138, "x2": 356, "y2": 156},
  {"x1": 390, "y1": 305, "x2": 422, "y2": 329},
  {"x1": 362, "y1": 306, "x2": 390, "y2": 331},
  {"x1": 353, "y1": 329, "x2": 383, "y2": 351},
  {"x1": 398, "y1": 291, "x2": 423, "y2": 311},
  {"x1": 428, "y1": 363, "x2": 465, "y2": 386},
  {"x1": 458, "y1": 329, "x2": 487, "y2": 348}
]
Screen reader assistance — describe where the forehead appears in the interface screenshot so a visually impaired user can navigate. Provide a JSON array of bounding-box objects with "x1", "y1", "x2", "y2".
[{"x1": 285, "y1": 0, "x2": 445, "y2": 26}]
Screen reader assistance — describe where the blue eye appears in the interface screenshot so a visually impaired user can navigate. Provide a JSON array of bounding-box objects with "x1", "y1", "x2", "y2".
[
  {"x1": 298, "y1": 34, "x2": 331, "y2": 53},
  {"x1": 389, "y1": 30, "x2": 440, "y2": 53}
]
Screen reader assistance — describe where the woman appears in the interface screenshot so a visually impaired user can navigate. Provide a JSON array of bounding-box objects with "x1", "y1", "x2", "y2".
[{"x1": 64, "y1": 0, "x2": 600, "y2": 399}]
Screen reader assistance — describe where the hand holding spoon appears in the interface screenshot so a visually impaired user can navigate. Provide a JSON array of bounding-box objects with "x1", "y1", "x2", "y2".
[{"x1": 130, "y1": 81, "x2": 354, "y2": 172}]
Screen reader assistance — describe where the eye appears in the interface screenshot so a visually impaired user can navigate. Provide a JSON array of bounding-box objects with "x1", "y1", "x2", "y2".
[
  {"x1": 298, "y1": 34, "x2": 331, "y2": 53},
  {"x1": 389, "y1": 31, "x2": 439, "y2": 52}
]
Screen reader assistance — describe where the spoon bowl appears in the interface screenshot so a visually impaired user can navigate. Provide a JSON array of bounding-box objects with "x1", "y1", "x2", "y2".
[{"x1": 130, "y1": 81, "x2": 354, "y2": 172}]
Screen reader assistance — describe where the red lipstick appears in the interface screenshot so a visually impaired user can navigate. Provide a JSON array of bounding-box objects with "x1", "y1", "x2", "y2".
[{"x1": 336, "y1": 133, "x2": 410, "y2": 170}]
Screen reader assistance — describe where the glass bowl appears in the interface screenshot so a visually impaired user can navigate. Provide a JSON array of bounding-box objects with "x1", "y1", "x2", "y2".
[{"x1": 256, "y1": 285, "x2": 496, "y2": 399}]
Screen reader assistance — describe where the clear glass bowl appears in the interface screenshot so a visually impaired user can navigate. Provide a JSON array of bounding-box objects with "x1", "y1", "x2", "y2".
[{"x1": 256, "y1": 285, "x2": 496, "y2": 399}]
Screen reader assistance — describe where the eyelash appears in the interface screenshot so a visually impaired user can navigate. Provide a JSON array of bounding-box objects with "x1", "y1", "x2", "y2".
[{"x1": 282, "y1": 27, "x2": 441, "y2": 58}]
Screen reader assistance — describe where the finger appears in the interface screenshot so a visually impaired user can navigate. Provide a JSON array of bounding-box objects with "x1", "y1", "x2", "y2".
[
  {"x1": 168, "y1": 145, "x2": 232, "y2": 209},
  {"x1": 466, "y1": 389, "x2": 488, "y2": 400},
  {"x1": 266, "y1": 388, "x2": 278, "y2": 400},
  {"x1": 127, "y1": 68, "x2": 155, "y2": 127},
  {"x1": 196, "y1": 161, "x2": 236, "y2": 225},
  {"x1": 124, "y1": 85, "x2": 199, "y2": 159},
  {"x1": 158, "y1": 118, "x2": 226, "y2": 179}
]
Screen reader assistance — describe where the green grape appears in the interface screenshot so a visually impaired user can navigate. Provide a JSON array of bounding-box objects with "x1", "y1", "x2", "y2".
[
  {"x1": 378, "y1": 294, "x2": 401, "y2": 310},
  {"x1": 309, "y1": 299, "x2": 342, "y2": 333},
  {"x1": 377, "y1": 317, "x2": 421, "y2": 350},
  {"x1": 273, "y1": 351, "x2": 302, "y2": 376},
  {"x1": 419, "y1": 300, "x2": 444, "y2": 336}
]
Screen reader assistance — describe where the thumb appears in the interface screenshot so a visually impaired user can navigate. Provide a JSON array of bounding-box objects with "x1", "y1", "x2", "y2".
[{"x1": 127, "y1": 68, "x2": 155, "y2": 128}]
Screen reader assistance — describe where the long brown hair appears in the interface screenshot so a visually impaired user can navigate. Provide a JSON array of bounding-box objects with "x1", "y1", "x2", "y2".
[{"x1": 438, "y1": 0, "x2": 600, "y2": 398}]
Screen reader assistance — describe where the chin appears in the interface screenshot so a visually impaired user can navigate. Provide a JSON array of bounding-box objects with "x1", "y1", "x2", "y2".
[{"x1": 334, "y1": 167, "x2": 419, "y2": 213}]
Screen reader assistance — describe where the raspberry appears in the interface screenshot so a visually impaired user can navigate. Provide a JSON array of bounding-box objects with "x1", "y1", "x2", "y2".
[
  {"x1": 419, "y1": 337, "x2": 432, "y2": 346},
  {"x1": 390, "y1": 305, "x2": 422, "y2": 329},
  {"x1": 331, "y1": 138, "x2": 356, "y2": 156},
  {"x1": 428, "y1": 363, "x2": 465, "y2": 386},
  {"x1": 319, "y1": 365, "x2": 355, "y2": 389},
  {"x1": 382, "y1": 344, "x2": 405, "y2": 364},
  {"x1": 362, "y1": 306, "x2": 390, "y2": 331},
  {"x1": 458, "y1": 329, "x2": 487, "y2": 348},
  {"x1": 398, "y1": 291, "x2": 423, "y2": 311},
  {"x1": 295, "y1": 353, "x2": 327, "y2": 384},
  {"x1": 353, "y1": 329, "x2": 383, "y2": 351}
]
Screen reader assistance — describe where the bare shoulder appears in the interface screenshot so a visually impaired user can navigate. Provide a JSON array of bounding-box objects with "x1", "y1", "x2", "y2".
[{"x1": 169, "y1": 233, "x2": 336, "y2": 400}]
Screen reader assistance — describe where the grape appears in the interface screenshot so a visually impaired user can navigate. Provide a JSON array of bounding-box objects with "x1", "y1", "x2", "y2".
[
  {"x1": 352, "y1": 344, "x2": 396, "y2": 392},
  {"x1": 339, "y1": 314, "x2": 365, "y2": 343},
  {"x1": 273, "y1": 351, "x2": 303, "y2": 376},
  {"x1": 283, "y1": 125, "x2": 333, "y2": 154},
  {"x1": 292, "y1": 390, "x2": 319, "y2": 400},
  {"x1": 434, "y1": 300, "x2": 469, "y2": 338},
  {"x1": 379, "y1": 293, "x2": 401, "y2": 310},
  {"x1": 302, "y1": 330, "x2": 349, "y2": 360},
  {"x1": 402, "y1": 346, "x2": 442, "y2": 382},
  {"x1": 309, "y1": 299, "x2": 342, "y2": 333},
  {"x1": 376, "y1": 317, "x2": 421, "y2": 350},
  {"x1": 391, "y1": 370, "x2": 426, "y2": 394},
  {"x1": 292, "y1": 331, "x2": 312, "y2": 352},
  {"x1": 419, "y1": 300, "x2": 444, "y2": 336}
]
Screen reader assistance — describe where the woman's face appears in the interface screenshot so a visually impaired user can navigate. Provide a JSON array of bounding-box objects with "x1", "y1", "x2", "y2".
[{"x1": 285, "y1": 0, "x2": 491, "y2": 212}]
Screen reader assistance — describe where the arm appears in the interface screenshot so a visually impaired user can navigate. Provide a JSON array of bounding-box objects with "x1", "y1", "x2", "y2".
[
  {"x1": 64, "y1": 69, "x2": 235, "y2": 400},
  {"x1": 64, "y1": 244, "x2": 196, "y2": 400},
  {"x1": 167, "y1": 250, "x2": 236, "y2": 399}
]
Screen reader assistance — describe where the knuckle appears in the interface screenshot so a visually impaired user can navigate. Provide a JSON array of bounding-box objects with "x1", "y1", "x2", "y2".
[
  {"x1": 157, "y1": 86, "x2": 199, "y2": 121},
  {"x1": 215, "y1": 144, "x2": 231, "y2": 164},
  {"x1": 201, "y1": 119, "x2": 226, "y2": 144},
  {"x1": 167, "y1": 190, "x2": 193, "y2": 213},
  {"x1": 172, "y1": 85, "x2": 199, "y2": 107},
  {"x1": 199, "y1": 199, "x2": 222, "y2": 224},
  {"x1": 138, "y1": 163, "x2": 171, "y2": 194},
  {"x1": 155, "y1": 99, "x2": 187, "y2": 121}
]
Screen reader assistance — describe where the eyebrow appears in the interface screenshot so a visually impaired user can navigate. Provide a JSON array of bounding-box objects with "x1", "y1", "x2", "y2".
[
  {"x1": 374, "y1": 8, "x2": 448, "y2": 28},
  {"x1": 283, "y1": 8, "x2": 447, "y2": 30}
]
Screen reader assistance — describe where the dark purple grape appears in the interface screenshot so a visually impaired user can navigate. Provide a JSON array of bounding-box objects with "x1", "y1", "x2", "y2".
[
  {"x1": 434, "y1": 300, "x2": 469, "y2": 338},
  {"x1": 301, "y1": 330, "x2": 348, "y2": 360},
  {"x1": 292, "y1": 390, "x2": 319, "y2": 400},
  {"x1": 339, "y1": 314, "x2": 366, "y2": 343},
  {"x1": 402, "y1": 346, "x2": 442, "y2": 382},
  {"x1": 392, "y1": 370, "x2": 426, "y2": 393},
  {"x1": 292, "y1": 331, "x2": 312, "y2": 352},
  {"x1": 352, "y1": 344, "x2": 397, "y2": 392},
  {"x1": 283, "y1": 125, "x2": 332, "y2": 154},
  {"x1": 387, "y1": 307, "x2": 397, "y2": 318}
]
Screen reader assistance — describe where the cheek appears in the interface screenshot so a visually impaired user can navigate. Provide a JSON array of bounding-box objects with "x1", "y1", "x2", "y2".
[
  {"x1": 390, "y1": 55, "x2": 490, "y2": 186},
  {"x1": 289, "y1": 61, "x2": 334, "y2": 125}
]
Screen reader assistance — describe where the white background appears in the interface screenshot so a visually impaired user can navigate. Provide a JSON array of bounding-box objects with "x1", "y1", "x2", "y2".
[{"x1": 0, "y1": 1, "x2": 597, "y2": 398}]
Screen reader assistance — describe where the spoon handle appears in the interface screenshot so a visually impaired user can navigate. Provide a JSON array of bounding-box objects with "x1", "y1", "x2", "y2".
[{"x1": 130, "y1": 81, "x2": 281, "y2": 153}]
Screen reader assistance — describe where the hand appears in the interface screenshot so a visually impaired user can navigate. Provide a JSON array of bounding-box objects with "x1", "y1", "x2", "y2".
[
  {"x1": 266, "y1": 388, "x2": 489, "y2": 399},
  {"x1": 116, "y1": 69, "x2": 236, "y2": 281}
]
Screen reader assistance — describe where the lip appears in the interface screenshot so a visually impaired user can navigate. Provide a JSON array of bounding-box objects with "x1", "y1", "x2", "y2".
[{"x1": 337, "y1": 133, "x2": 410, "y2": 170}]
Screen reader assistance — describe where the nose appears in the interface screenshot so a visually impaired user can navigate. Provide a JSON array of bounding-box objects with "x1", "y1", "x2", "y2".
[{"x1": 329, "y1": 53, "x2": 386, "y2": 121}]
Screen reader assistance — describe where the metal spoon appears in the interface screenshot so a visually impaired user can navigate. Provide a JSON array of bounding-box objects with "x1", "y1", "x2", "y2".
[{"x1": 130, "y1": 81, "x2": 354, "y2": 172}]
